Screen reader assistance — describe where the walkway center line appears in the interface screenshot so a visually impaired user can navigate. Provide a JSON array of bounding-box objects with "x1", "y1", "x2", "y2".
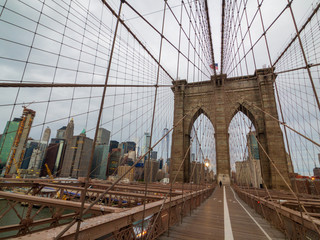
[
  {"x1": 231, "y1": 187, "x2": 272, "y2": 240},
  {"x1": 224, "y1": 186, "x2": 234, "y2": 240}
]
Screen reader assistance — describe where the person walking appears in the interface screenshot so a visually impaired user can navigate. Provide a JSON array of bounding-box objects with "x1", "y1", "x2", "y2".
[{"x1": 219, "y1": 181, "x2": 222, "y2": 188}]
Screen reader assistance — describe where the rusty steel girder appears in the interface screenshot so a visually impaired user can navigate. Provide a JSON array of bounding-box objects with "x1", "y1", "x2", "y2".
[
  {"x1": 17, "y1": 187, "x2": 214, "y2": 240},
  {"x1": 0, "y1": 191, "x2": 123, "y2": 214},
  {"x1": 0, "y1": 178, "x2": 214, "y2": 239}
]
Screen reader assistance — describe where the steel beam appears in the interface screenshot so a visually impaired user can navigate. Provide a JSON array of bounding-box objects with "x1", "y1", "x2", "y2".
[
  {"x1": 0, "y1": 191, "x2": 123, "y2": 214},
  {"x1": 19, "y1": 187, "x2": 214, "y2": 239},
  {"x1": 41, "y1": 183, "x2": 163, "y2": 200}
]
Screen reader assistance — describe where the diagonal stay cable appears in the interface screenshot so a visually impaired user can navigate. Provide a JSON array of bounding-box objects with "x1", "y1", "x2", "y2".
[
  {"x1": 244, "y1": 101, "x2": 320, "y2": 147},
  {"x1": 54, "y1": 102, "x2": 197, "y2": 238}
]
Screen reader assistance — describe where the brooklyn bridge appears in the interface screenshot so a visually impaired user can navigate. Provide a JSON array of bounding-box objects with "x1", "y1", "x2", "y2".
[{"x1": 0, "y1": 0, "x2": 319, "y2": 239}]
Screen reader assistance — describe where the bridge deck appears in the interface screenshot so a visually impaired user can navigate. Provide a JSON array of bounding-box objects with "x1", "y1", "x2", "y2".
[{"x1": 159, "y1": 186, "x2": 285, "y2": 240}]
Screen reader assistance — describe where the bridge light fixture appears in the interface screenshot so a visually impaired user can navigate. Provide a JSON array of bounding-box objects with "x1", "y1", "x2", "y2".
[{"x1": 204, "y1": 158, "x2": 210, "y2": 168}]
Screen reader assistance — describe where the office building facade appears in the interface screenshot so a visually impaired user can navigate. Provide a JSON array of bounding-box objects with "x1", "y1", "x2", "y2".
[
  {"x1": 106, "y1": 148, "x2": 121, "y2": 177},
  {"x1": 109, "y1": 140, "x2": 119, "y2": 153},
  {"x1": 0, "y1": 118, "x2": 20, "y2": 170},
  {"x1": 91, "y1": 144, "x2": 109, "y2": 179},
  {"x1": 96, "y1": 128, "x2": 110, "y2": 145},
  {"x1": 60, "y1": 132, "x2": 93, "y2": 178},
  {"x1": 42, "y1": 127, "x2": 51, "y2": 142}
]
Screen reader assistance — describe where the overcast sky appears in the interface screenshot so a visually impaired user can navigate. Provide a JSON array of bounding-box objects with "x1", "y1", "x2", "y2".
[{"x1": 0, "y1": 0, "x2": 319, "y2": 175}]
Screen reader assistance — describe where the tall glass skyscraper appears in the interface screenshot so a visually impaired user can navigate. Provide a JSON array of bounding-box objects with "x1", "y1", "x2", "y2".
[
  {"x1": 142, "y1": 132, "x2": 151, "y2": 161},
  {"x1": 247, "y1": 131, "x2": 260, "y2": 160},
  {"x1": 0, "y1": 118, "x2": 21, "y2": 170}
]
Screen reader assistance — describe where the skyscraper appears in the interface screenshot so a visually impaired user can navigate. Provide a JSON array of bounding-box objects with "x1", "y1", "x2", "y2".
[
  {"x1": 118, "y1": 141, "x2": 136, "y2": 157},
  {"x1": 27, "y1": 141, "x2": 47, "y2": 170},
  {"x1": 21, "y1": 139, "x2": 48, "y2": 170},
  {"x1": 5, "y1": 108, "x2": 36, "y2": 175},
  {"x1": 0, "y1": 118, "x2": 20, "y2": 171},
  {"x1": 161, "y1": 128, "x2": 170, "y2": 175},
  {"x1": 91, "y1": 145, "x2": 109, "y2": 179},
  {"x1": 109, "y1": 140, "x2": 119, "y2": 153},
  {"x1": 65, "y1": 118, "x2": 74, "y2": 140},
  {"x1": 244, "y1": 131, "x2": 262, "y2": 188},
  {"x1": 106, "y1": 148, "x2": 121, "y2": 177},
  {"x1": 40, "y1": 139, "x2": 66, "y2": 177},
  {"x1": 126, "y1": 141, "x2": 136, "y2": 152},
  {"x1": 161, "y1": 127, "x2": 170, "y2": 161},
  {"x1": 144, "y1": 159, "x2": 160, "y2": 183},
  {"x1": 55, "y1": 119, "x2": 74, "y2": 141},
  {"x1": 90, "y1": 128, "x2": 110, "y2": 179},
  {"x1": 50, "y1": 138, "x2": 67, "y2": 175},
  {"x1": 40, "y1": 143, "x2": 60, "y2": 177},
  {"x1": 142, "y1": 132, "x2": 151, "y2": 158},
  {"x1": 247, "y1": 131, "x2": 259, "y2": 160},
  {"x1": 151, "y1": 151, "x2": 157, "y2": 160},
  {"x1": 60, "y1": 130, "x2": 93, "y2": 178},
  {"x1": 96, "y1": 128, "x2": 110, "y2": 145},
  {"x1": 42, "y1": 126, "x2": 51, "y2": 142},
  {"x1": 56, "y1": 126, "x2": 66, "y2": 139},
  {"x1": 159, "y1": 158, "x2": 163, "y2": 169},
  {"x1": 21, "y1": 141, "x2": 38, "y2": 169},
  {"x1": 118, "y1": 142, "x2": 128, "y2": 157}
]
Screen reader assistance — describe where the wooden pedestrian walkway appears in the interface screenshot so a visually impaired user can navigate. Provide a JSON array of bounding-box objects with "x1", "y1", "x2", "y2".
[{"x1": 159, "y1": 186, "x2": 285, "y2": 240}]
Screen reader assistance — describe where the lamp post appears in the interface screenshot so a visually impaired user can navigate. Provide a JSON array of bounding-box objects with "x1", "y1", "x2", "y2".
[{"x1": 204, "y1": 158, "x2": 210, "y2": 186}]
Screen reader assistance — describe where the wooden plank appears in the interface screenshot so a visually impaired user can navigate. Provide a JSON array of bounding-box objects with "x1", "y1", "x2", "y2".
[
  {"x1": 159, "y1": 187, "x2": 224, "y2": 239},
  {"x1": 159, "y1": 186, "x2": 285, "y2": 240},
  {"x1": 226, "y1": 187, "x2": 284, "y2": 240}
]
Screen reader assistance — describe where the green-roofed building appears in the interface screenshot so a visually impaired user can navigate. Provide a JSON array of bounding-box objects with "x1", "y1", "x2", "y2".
[{"x1": 0, "y1": 118, "x2": 21, "y2": 170}]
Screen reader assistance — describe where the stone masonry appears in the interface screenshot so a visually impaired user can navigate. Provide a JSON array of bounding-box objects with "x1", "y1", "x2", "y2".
[{"x1": 170, "y1": 68, "x2": 290, "y2": 189}]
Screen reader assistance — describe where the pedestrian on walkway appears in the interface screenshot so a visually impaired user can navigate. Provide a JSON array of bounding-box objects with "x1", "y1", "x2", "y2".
[{"x1": 219, "y1": 181, "x2": 222, "y2": 188}]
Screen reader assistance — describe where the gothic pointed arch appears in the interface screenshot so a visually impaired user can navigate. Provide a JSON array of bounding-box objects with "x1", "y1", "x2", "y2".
[
  {"x1": 188, "y1": 107, "x2": 215, "y2": 135},
  {"x1": 227, "y1": 101, "x2": 261, "y2": 134},
  {"x1": 170, "y1": 68, "x2": 290, "y2": 189}
]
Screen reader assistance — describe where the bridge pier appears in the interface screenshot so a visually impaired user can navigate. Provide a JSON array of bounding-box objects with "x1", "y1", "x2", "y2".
[
  {"x1": 170, "y1": 68, "x2": 290, "y2": 189},
  {"x1": 214, "y1": 74, "x2": 231, "y2": 185},
  {"x1": 256, "y1": 70, "x2": 290, "y2": 189}
]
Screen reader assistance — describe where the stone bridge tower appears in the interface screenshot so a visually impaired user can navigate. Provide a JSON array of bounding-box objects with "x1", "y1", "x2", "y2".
[{"x1": 170, "y1": 68, "x2": 290, "y2": 189}]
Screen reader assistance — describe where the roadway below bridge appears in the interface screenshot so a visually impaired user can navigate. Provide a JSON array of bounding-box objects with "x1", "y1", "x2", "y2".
[{"x1": 159, "y1": 186, "x2": 285, "y2": 240}]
